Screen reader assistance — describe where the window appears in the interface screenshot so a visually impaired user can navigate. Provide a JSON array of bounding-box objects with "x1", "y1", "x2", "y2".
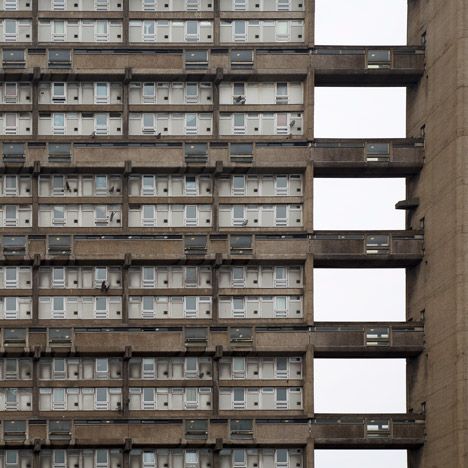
[
  {"x1": 3, "y1": 420, "x2": 26, "y2": 441},
  {"x1": 95, "y1": 267, "x2": 107, "y2": 287},
  {"x1": 5, "y1": 359, "x2": 18, "y2": 379},
  {"x1": 4, "y1": 0, "x2": 17, "y2": 10},
  {"x1": 275, "y1": 357, "x2": 288, "y2": 378},
  {"x1": 94, "y1": 205, "x2": 109, "y2": 224},
  {"x1": 233, "y1": 114, "x2": 245, "y2": 134},
  {"x1": 142, "y1": 113, "x2": 155, "y2": 134},
  {"x1": 184, "y1": 296, "x2": 198, "y2": 318},
  {"x1": 52, "y1": 358, "x2": 66, "y2": 379},
  {"x1": 3, "y1": 49, "x2": 25, "y2": 67},
  {"x1": 275, "y1": 205, "x2": 287, "y2": 226},
  {"x1": 142, "y1": 205, "x2": 155, "y2": 226},
  {"x1": 185, "y1": 267, "x2": 198, "y2": 287},
  {"x1": 52, "y1": 267, "x2": 65, "y2": 287},
  {"x1": 184, "y1": 357, "x2": 199, "y2": 377},
  {"x1": 233, "y1": 83, "x2": 246, "y2": 104},
  {"x1": 5, "y1": 451, "x2": 18, "y2": 468},
  {"x1": 232, "y1": 205, "x2": 246, "y2": 226},
  {"x1": 4, "y1": 267, "x2": 17, "y2": 288},
  {"x1": 185, "y1": 205, "x2": 198, "y2": 226},
  {"x1": 185, "y1": 419, "x2": 208, "y2": 439},
  {"x1": 52, "y1": 450, "x2": 66, "y2": 468},
  {"x1": 95, "y1": 358, "x2": 109, "y2": 378},
  {"x1": 96, "y1": 451, "x2": 109, "y2": 468},
  {"x1": 95, "y1": 21, "x2": 109, "y2": 41},
  {"x1": 276, "y1": 387, "x2": 287, "y2": 408},
  {"x1": 185, "y1": 114, "x2": 198, "y2": 135},
  {"x1": 232, "y1": 267, "x2": 245, "y2": 287},
  {"x1": 185, "y1": 21, "x2": 199, "y2": 41},
  {"x1": 184, "y1": 235, "x2": 207, "y2": 254},
  {"x1": 230, "y1": 235, "x2": 252, "y2": 252},
  {"x1": 233, "y1": 449, "x2": 246, "y2": 467},
  {"x1": 143, "y1": 21, "x2": 155, "y2": 41},
  {"x1": 185, "y1": 0, "x2": 200, "y2": 10},
  {"x1": 52, "y1": 388, "x2": 65, "y2": 410},
  {"x1": 52, "y1": 21, "x2": 65, "y2": 41},
  {"x1": 142, "y1": 296, "x2": 154, "y2": 318},
  {"x1": 48, "y1": 235, "x2": 72, "y2": 255},
  {"x1": 185, "y1": 143, "x2": 208, "y2": 162},
  {"x1": 185, "y1": 388, "x2": 198, "y2": 408},
  {"x1": 185, "y1": 83, "x2": 199, "y2": 103},
  {"x1": 52, "y1": 297, "x2": 65, "y2": 319},
  {"x1": 95, "y1": 83, "x2": 110, "y2": 104},
  {"x1": 275, "y1": 449, "x2": 288, "y2": 467},
  {"x1": 52, "y1": 206, "x2": 65, "y2": 225},
  {"x1": 276, "y1": 21, "x2": 289, "y2": 41},
  {"x1": 52, "y1": 176, "x2": 65, "y2": 195},
  {"x1": 3, "y1": 143, "x2": 24, "y2": 162},
  {"x1": 49, "y1": 420, "x2": 71, "y2": 440},
  {"x1": 142, "y1": 267, "x2": 155, "y2": 288},
  {"x1": 232, "y1": 357, "x2": 246, "y2": 378},
  {"x1": 185, "y1": 327, "x2": 208, "y2": 344},
  {"x1": 5, "y1": 205, "x2": 17, "y2": 227},
  {"x1": 142, "y1": 358, "x2": 155, "y2": 378},
  {"x1": 4, "y1": 297, "x2": 17, "y2": 319},
  {"x1": 142, "y1": 452, "x2": 155, "y2": 468},
  {"x1": 48, "y1": 143, "x2": 71, "y2": 162},
  {"x1": 95, "y1": 297, "x2": 108, "y2": 319},
  {"x1": 95, "y1": 0, "x2": 109, "y2": 11},
  {"x1": 230, "y1": 419, "x2": 253, "y2": 439},
  {"x1": 274, "y1": 267, "x2": 287, "y2": 287},
  {"x1": 53, "y1": 113, "x2": 65, "y2": 135},
  {"x1": 274, "y1": 296, "x2": 287, "y2": 317},
  {"x1": 95, "y1": 175, "x2": 108, "y2": 195},
  {"x1": 143, "y1": 387, "x2": 155, "y2": 409},
  {"x1": 4, "y1": 20, "x2": 17, "y2": 41},
  {"x1": 95, "y1": 114, "x2": 108, "y2": 135},
  {"x1": 184, "y1": 176, "x2": 198, "y2": 196},
  {"x1": 52, "y1": 83, "x2": 66, "y2": 103},
  {"x1": 53, "y1": 0, "x2": 65, "y2": 9},
  {"x1": 233, "y1": 388, "x2": 245, "y2": 409},
  {"x1": 185, "y1": 451, "x2": 199, "y2": 466},
  {"x1": 230, "y1": 143, "x2": 253, "y2": 161},
  {"x1": 275, "y1": 176, "x2": 288, "y2": 195},
  {"x1": 95, "y1": 388, "x2": 109, "y2": 410},
  {"x1": 143, "y1": 83, "x2": 155, "y2": 103},
  {"x1": 48, "y1": 50, "x2": 71, "y2": 68},
  {"x1": 276, "y1": 83, "x2": 288, "y2": 104},
  {"x1": 232, "y1": 176, "x2": 245, "y2": 195},
  {"x1": 234, "y1": 20, "x2": 246, "y2": 41},
  {"x1": 4, "y1": 83, "x2": 17, "y2": 104},
  {"x1": 276, "y1": 113, "x2": 288, "y2": 134},
  {"x1": 4, "y1": 176, "x2": 17, "y2": 195},
  {"x1": 5, "y1": 113, "x2": 17, "y2": 134},
  {"x1": 184, "y1": 50, "x2": 208, "y2": 69},
  {"x1": 142, "y1": 176, "x2": 155, "y2": 195}
]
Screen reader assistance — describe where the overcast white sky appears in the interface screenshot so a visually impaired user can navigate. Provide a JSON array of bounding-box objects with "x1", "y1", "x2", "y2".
[{"x1": 313, "y1": 1, "x2": 408, "y2": 466}]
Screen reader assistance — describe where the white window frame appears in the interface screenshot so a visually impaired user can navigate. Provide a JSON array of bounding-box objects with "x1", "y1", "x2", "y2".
[
  {"x1": 52, "y1": 296, "x2": 65, "y2": 319},
  {"x1": 142, "y1": 113, "x2": 155, "y2": 134},
  {"x1": 233, "y1": 20, "x2": 246, "y2": 41},
  {"x1": 275, "y1": 205, "x2": 288, "y2": 226},
  {"x1": 142, "y1": 267, "x2": 155, "y2": 288},
  {"x1": 4, "y1": 83, "x2": 18, "y2": 104},
  {"x1": 4, "y1": 205, "x2": 17, "y2": 227},
  {"x1": 142, "y1": 205, "x2": 156, "y2": 227},
  {"x1": 184, "y1": 113, "x2": 198, "y2": 135},
  {"x1": 233, "y1": 113, "x2": 246, "y2": 135},
  {"x1": 142, "y1": 83, "x2": 156, "y2": 104},
  {"x1": 94, "y1": 113, "x2": 109, "y2": 135},
  {"x1": 95, "y1": 296, "x2": 108, "y2": 319},
  {"x1": 5, "y1": 113, "x2": 18, "y2": 135},
  {"x1": 185, "y1": 21, "x2": 199, "y2": 41},
  {"x1": 232, "y1": 388, "x2": 245, "y2": 409},
  {"x1": 143, "y1": 20, "x2": 155, "y2": 42},
  {"x1": 184, "y1": 387, "x2": 199, "y2": 409},
  {"x1": 232, "y1": 205, "x2": 246, "y2": 226},
  {"x1": 4, "y1": 175, "x2": 18, "y2": 196},
  {"x1": 52, "y1": 358, "x2": 66, "y2": 379},
  {"x1": 4, "y1": 297, "x2": 18, "y2": 319},
  {"x1": 52, "y1": 388, "x2": 66, "y2": 410},
  {"x1": 184, "y1": 205, "x2": 198, "y2": 227},
  {"x1": 51, "y1": 266, "x2": 66, "y2": 288},
  {"x1": 185, "y1": 82, "x2": 199, "y2": 103},
  {"x1": 4, "y1": 267, "x2": 18, "y2": 288},
  {"x1": 95, "y1": 83, "x2": 110, "y2": 104},
  {"x1": 95, "y1": 20, "x2": 109, "y2": 42},
  {"x1": 52, "y1": 113, "x2": 66, "y2": 135},
  {"x1": 52, "y1": 82, "x2": 66, "y2": 103},
  {"x1": 52, "y1": 20, "x2": 65, "y2": 41},
  {"x1": 4, "y1": 20, "x2": 17, "y2": 41},
  {"x1": 142, "y1": 175, "x2": 156, "y2": 195},
  {"x1": 95, "y1": 388, "x2": 110, "y2": 410}
]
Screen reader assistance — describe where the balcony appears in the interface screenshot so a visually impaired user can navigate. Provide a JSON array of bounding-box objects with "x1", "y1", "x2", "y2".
[
  {"x1": 312, "y1": 139, "x2": 424, "y2": 177},
  {"x1": 312, "y1": 231, "x2": 424, "y2": 267},
  {"x1": 313, "y1": 47, "x2": 425, "y2": 86},
  {"x1": 313, "y1": 323, "x2": 424, "y2": 358},
  {"x1": 5, "y1": 416, "x2": 424, "y2": 449}
]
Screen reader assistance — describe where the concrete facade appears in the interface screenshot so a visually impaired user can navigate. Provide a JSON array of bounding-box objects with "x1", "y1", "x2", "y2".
[{"x1": 0, "y1": 0, "x2": 438, "y2": 466}]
